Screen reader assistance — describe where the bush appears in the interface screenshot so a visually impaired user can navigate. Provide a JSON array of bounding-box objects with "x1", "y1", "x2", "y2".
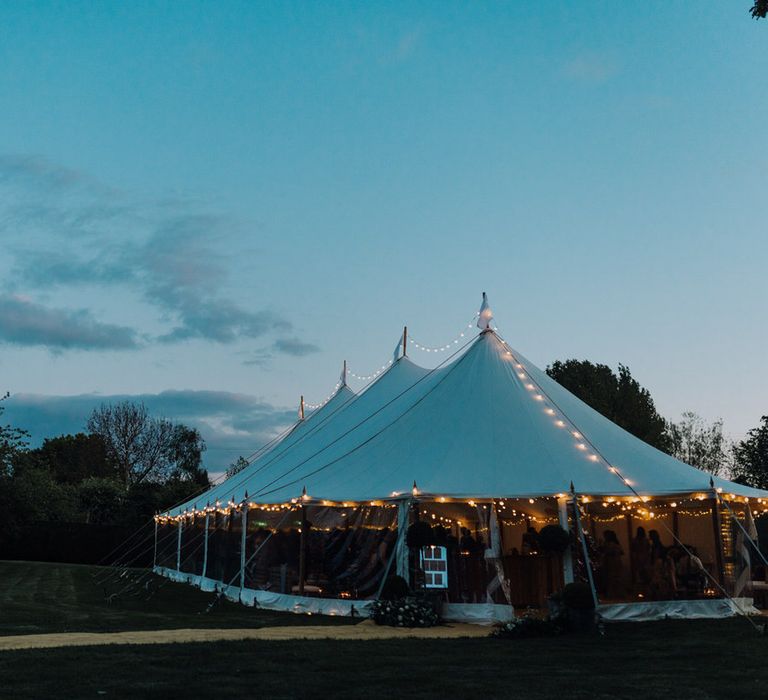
[
  {"x1": 562, "y1": 582, "x2": 596, "y2": 610},
  {"x1": 537, "y1": 525, "x2": 571, "y2": 554},
  {"x1": 380, "y1": 575, "x2": 409, "y2": 601},
  {"x1": 369, "y1": 597, "x2": 440, "y2": 628}
]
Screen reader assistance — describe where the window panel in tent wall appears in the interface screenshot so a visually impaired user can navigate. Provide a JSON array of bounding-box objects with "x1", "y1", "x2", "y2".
[
  {"x1": 221, "y1": 508, "x2": 244, "y2": 585},
  {"x1": 590, "y1": 513, "x2": 634, "y2": 602},
  {"x1": 500, "y1": 521, "x2": 527, "y2": 555},
  {"x1": 179, "y1": 515, "x2": 205, "y2": 575},
  {"x1": 242, "y1": 508, "x2": 300, "y2": 592},
  {"x1": 416, "y1": 501, "x2": 492, "y2": 604},
  {"x1": 584, "y1": 501, "x2": 729, "y2": 604},
  {"x1": 676, "y1": 506, "x2": 718, "y2": 578},
  {"x1": 304, "y1": 505, "x2": 399, "y2": 600},
  {"x1": 205, "y1": 511, "x2": 231, "y2": 584},
  {"x1": 156, "y1": 523, "x2": 177, "y2": 569}
]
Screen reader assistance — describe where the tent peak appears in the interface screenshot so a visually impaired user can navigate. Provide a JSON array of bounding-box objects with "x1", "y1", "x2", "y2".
[{"x1": 477, "y1": 292, "x2": 494, "y2": 331}]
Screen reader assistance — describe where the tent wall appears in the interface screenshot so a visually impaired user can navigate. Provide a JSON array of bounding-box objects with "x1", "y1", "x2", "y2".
[{"x1": 154, "y1": 494, "x2": 763, "y2": 622}]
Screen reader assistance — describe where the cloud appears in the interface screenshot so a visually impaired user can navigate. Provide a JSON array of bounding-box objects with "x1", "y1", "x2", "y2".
[
  {"x1": 562, "y1": 52, "x2": 619, "y2": 84},
  {"x1": 272, "y1": 337, "x2": 321, "y2": 357},
  {"x1": 0, "y1": 294, "x2": 140, "y2": 351},
  {"x1": 1, "y1": 153, "x2": 319, "y2": 354},
  {"x1": 137, "y1": 219, "x2": 292, "y2": 343},
  {"x1": 4, "y1": 390, "x2": 296, "y2": 470},
  {"x1": 0, "y1": 154, "x2": 85, "y2": 191}
]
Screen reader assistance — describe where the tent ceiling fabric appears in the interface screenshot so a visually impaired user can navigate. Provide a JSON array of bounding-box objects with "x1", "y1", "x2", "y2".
[{"x1": 170, "y1": 331, "x2": 766, "y2": 514}]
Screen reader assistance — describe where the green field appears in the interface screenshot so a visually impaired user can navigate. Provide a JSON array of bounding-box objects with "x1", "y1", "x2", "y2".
[
  {"x1": 1, "y1": 561, "x2": 767, "y2": 699},
  {"x1": 0, "y1": 560, "x2": 356, "y2": 636}
]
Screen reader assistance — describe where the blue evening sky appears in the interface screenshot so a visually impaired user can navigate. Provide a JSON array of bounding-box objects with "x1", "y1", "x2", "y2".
[{"x1": 1, "y1": 2, "x2": 766, "y2": 469}]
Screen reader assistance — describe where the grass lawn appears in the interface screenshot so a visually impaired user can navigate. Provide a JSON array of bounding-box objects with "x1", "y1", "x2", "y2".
[
  {"x1": 1, "y1": 561, "x2": 768, "y2": 699},
  {"x1": 0, "y1": 560, "x2": 356, "y2": 636}
]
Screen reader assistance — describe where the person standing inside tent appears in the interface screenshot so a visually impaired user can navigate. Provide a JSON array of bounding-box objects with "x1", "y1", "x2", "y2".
[
  {"x1": 630, "y1": 526, "x2": 651, "y2": 595},
  {"x1": 600, "y1": 530, "x2": 625, "y2": 599}
]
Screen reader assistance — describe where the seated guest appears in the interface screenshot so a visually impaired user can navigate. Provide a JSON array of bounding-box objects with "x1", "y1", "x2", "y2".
[{"x1": 674, "y1": 545, "x2": 706, "y2": 597}]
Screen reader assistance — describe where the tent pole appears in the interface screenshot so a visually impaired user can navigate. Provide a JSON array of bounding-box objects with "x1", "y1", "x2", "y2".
[
  {"x1": 557, "y1": 497, "x2": 574, "y2": 585},
  {"x1": 571, "y1": 485, "x2": 598, "y2": 608},
  {"x1": 176, "y1": 517, "x2": 183, "y2": 572},
  {"x1": 402, "y1": 326, "x2": 408, "y2": 357},
  {"x1": 411, "y1": 492, "x2": 421, "y2": 591},
  {"x1": 152, "y1": 516, "x2": 158, "y2": 569},
  {"x1": 202, "y1": 510, "x2": 210, "y2": 579},
  {"x1": 395, "y1": 498, "x2": 411, "y2": 584},
  {"x1": 376, "y1": 502, "x2": 409, "y2": 599},
  {"x1": 298, "y1": 504, "x2": 308, "y2": 595},
  {"x1": 240, "y1": 501, "x2": 248, "y2": 592},
  {"x1": 710, "y1": 493, "x2": 726, "y2": 589}
]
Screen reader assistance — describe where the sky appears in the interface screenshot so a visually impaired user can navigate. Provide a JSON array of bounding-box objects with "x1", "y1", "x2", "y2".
[{"x1": 1, "y1": 2, "x2": 766, "y2": 471}]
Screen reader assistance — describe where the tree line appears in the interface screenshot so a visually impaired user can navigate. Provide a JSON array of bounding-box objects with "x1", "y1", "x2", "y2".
[
  {"x1": 0, "y1": 397, "x2": 210, "y2": 549},
  {"x1": 1, "y1": 359, "x2": 768, "y2": 542},
  {"x1": 545, "y1": 360, "x2": 768, "y2": 487}
]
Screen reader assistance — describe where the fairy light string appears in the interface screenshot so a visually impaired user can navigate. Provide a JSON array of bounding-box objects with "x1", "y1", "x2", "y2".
[
  {"x1": 408, "y1": 314, "x2": 481, "y2": 353},
  {"x1": 347, "y1": 359, "x2": 394, "y2": 382}
]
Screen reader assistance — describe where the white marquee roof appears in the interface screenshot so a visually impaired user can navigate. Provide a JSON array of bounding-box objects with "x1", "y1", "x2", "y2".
[{"x1": 170, "y1": 328, "x2": 764, "y2": 514}]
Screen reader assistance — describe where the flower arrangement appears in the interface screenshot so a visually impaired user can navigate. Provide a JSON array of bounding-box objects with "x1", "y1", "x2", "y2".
[
  {"x1": 369, "y1": 596, "x2": 440, "y2": 628},
  {"x1": 491, "y1": 610, "x2": 564, "y2": 639}
]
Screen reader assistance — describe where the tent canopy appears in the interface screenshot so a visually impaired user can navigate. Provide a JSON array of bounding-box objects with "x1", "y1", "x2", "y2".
[{"x1": 170, "y1": 329, "x2": 765, "y2": 515}]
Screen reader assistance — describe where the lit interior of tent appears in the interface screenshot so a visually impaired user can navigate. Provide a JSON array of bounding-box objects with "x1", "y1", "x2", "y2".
[{"x1": 154, "y1": 300, "x2": 768, "y2": 623}]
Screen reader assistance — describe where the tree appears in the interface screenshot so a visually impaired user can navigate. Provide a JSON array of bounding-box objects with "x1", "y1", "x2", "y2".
[
  {"x1": 23, "y1": 433, "x2": 117, "y2": 484},
  {"x1": 78, "y1": 477, "x2": 124, "y2": 524},
  {"x1": 751, "y1": 1, "x2": 767, "y2": 19},
  {"x1": 166, "y1": 425, "x2": 208, "y2": 485},
  {"x1": 86, "y1": 401, "x2": 208, "y2": 488},
  {"x1": 546, "y1": 360, "x2": 671, "y2": 452},
  {"x1": 226, "y1": 455, "x2": 249, "y2": 478},
  {"x1": 665, "y1": 412, "x2": 728, "y2": 476},
  {"x1": 731, "y1": 416, "x2": 768, "y2": 489},
  {"x1": 0, "y1": 392, "x2": 29, "y2": 476}
]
